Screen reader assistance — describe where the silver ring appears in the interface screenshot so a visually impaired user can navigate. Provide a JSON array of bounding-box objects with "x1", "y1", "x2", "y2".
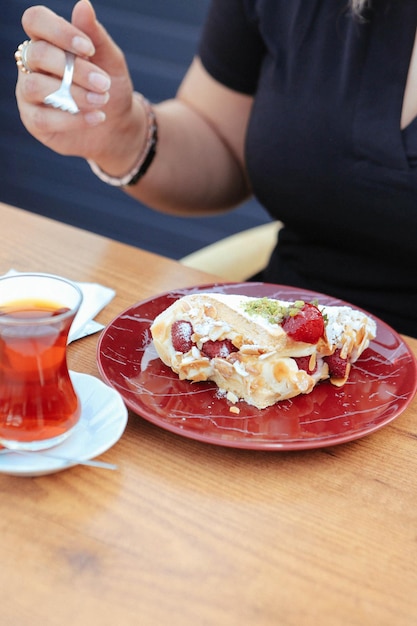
[{"x1": 15, "y1": 40, "x2": 33, "y2": 74}]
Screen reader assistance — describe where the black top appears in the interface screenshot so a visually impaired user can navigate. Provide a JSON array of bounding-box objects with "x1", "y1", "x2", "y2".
[{"x1": 198, "y1": 0, "x2": 417, "y2": 337}]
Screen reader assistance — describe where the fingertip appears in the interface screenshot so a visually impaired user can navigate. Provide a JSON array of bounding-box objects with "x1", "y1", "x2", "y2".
[
  {"x1": 82, "y1": 0, "x2": 95, "y2": 13},
  {"x1": 72, "y1": 0, "x2": 98, "y2": 43},
  {"x1": 75, "y1": 0, "x2": 96, "y2": 15},
  {"x1": 78, "y1": 0, "x2": 97, "y2": 22}
]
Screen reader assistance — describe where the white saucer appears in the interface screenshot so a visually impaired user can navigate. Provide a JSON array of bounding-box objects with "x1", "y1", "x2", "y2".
[{"x1": 0, "y1": 371, "x2": 128, "y2": 476}]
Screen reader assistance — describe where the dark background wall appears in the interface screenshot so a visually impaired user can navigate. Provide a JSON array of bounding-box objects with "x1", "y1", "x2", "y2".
[{"x1": 1, "y1": 0, "x2": 270, "y2": 259}]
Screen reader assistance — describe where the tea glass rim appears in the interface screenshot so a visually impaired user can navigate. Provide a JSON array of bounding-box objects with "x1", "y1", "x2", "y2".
[{"x1": 0, "y1": 272, "x2": 83, "y2": 326}]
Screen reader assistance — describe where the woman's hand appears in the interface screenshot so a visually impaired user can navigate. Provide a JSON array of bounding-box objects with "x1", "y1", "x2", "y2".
[
  {"x1": 15, "y1": 1, "x2": 253, "y2": 214},
  {"x1": 15, "y1": 0, "x2": 143, "y2": 170}
]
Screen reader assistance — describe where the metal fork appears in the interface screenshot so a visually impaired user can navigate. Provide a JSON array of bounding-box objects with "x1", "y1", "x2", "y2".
[{"x1": 44, "y1": 51, "x2": 80, "y2": 114}]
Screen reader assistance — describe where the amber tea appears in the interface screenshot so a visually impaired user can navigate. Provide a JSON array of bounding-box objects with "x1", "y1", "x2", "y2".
[{"x1": 0, "y1": 274, "x2": 83, "y2": 451}]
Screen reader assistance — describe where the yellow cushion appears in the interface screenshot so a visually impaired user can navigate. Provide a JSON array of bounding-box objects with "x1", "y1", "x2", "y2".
[{"x1": 180, "y1": 221, "x2": 282, "y2": 281}]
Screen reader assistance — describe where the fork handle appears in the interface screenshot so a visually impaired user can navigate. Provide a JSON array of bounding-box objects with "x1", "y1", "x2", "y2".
[{"x1": 62, "y1": 52, "x2": 76, "y2": 89}]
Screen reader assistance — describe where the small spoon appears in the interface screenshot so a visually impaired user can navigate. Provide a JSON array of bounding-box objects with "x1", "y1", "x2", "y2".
[{"x1": 0, "y1": 448, "x2": 118, "y2": 470}]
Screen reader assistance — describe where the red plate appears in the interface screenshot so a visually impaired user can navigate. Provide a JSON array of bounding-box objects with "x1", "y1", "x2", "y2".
[{"x1": 97, "y1": 283, "x2": 417, "y2": 450}]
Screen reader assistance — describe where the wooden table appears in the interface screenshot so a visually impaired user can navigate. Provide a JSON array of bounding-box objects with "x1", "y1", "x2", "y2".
[{"x1": 0, "y1": 201, "x2": 416, "y2": 626}]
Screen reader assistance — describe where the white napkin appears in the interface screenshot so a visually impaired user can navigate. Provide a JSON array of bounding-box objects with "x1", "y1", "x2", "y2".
[
  {"x1": 2, "y1": 270, "x2": 115, "y2": 343},
  {"x1": 68, "y1": 280, "x2": 115, "y2": 342}
]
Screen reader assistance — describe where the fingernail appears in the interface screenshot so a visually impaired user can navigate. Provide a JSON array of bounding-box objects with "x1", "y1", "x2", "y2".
[
  {"x1": 88, "y1": 72, "x2": 111, "y2": 91},
  {"x1": 86, "y1": 91, "x2": 110, "y2": 105},
  {"x1": 85, "y1": 110, "x2": 106, "y2": 125},
  {"x1": 72, "y1": 36, "x2": 95, "y2": 57}
]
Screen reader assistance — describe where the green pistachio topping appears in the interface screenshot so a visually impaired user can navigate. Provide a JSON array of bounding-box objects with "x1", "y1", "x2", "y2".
[{"x1": 243, "y1": 297, "x2": 305, "y2": 325}]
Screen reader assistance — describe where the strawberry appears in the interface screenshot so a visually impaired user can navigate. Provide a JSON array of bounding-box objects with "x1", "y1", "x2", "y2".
[
  {"x1": 202, "y1": 339, "x2": 238, "y2": 359},
  {"x1": 325, "y1": 349, "x2": 349, "y2": 378},
  {"x1": 281, "y1": 303, "x2": 324, "y2": 344},
  {"x1": 171, "y1": 320, "x2": 193, "y2": 353},
  {"x1": 293, "y1": 355, "x2": 318, "y2": 374}
]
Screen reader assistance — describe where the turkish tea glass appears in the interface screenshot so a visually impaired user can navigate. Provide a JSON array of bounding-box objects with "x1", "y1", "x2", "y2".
[{"x1": 0, "y1": 273, "x2": 83, "y2": 451}]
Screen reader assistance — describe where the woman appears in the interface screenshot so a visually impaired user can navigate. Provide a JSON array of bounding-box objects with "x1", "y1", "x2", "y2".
[{"x1": 15, "y1": 0, "x2": 417, "y2": 336}]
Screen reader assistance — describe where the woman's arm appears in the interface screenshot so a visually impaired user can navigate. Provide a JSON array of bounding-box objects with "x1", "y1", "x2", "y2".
[
  {"x1": 128, "y1": 58, "x2": 254, "y2": 215},
  {"x1": 15, "y1": 0, "x2": 253, "y2": 216}
]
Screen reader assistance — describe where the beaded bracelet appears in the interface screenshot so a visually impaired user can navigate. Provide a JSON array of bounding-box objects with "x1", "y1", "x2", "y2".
[{"x1": 87, "y1": 92, "x2": 158, "y2": 187}]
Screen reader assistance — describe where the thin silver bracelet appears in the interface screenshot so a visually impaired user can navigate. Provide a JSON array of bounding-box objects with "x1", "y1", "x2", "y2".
[{"x1": 87, "y1": 92, "x2": 158, "y2": 187}]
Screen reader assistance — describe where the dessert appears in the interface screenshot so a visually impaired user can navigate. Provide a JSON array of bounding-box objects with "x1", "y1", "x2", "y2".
[{"x1": 150, "y1": 293, "x2": 377, "y2": 409}]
